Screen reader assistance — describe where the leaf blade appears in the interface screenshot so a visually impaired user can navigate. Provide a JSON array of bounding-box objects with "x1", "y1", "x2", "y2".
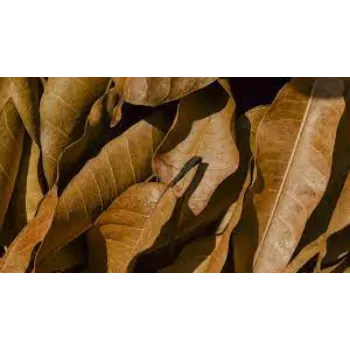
[
  {"x1": 153, "y1": 79, "x2": 239, "y2": 215},
  {"x1": 35, "y1": 112, "x2": 169, "y2": 269},
  {"x1": 253, "y1": 78, "x2": 345, "y2": 272}
]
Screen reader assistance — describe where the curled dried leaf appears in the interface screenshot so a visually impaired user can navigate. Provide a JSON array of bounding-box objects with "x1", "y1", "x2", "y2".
[
  {"x1": 9, "y1": 77, "x2": 41, "y2": 143},
  {"x1": 0, "y1": 187, "x2": 58, "y2": 273},
  {"x1": 232, "y1": 106, "x2": 270, "y2": 273},
  {"x1": 136, "y1": 104, "x2": 254, "y2": 271},
  {"x1": 285, "y1": 90, "x2": 350, "y2": 272},
  {"x1": 40, "y1": 77, "x2": 110, "y2": 187},
  {"x1": 87, "y1": 182, "x2": 177, "y2": 272},
  {"x1": 252, "y1": 78, "x2": 345, "y2": 272},
  {"x1": 11, "y1": 136, "x2": 44, "y2": 232},
  {"x1": 35, "y1": 112, "x2": 170, "y2": 270},
  {"x1": 57, "y1": 85, "x2": 120, "y2": 185},
  {"x1": 153, "y1": 79, "x2": 239, "y2": 215},
  {"x1": 0, "y1": 78, "x2": 25, "y2": 233},
  {"x1": 161, "y1": 163, "x2": 251, "y2": 273},
  {"x1": 113, "y1": 77, "x2": 217, "y2": 106}
]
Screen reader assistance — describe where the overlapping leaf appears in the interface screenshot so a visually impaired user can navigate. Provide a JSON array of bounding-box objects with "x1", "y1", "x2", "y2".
[
  {"x1": 11, "y1": 135, "x2": 44, "y2": 232},
  {"x1": 252, "y1": 78, "x2": 345, "y2": 272},
  {"x1": 2, "y1": 77, "x2": 350, "y2": 274},
  {"x1": 113, "y1": 77, "x2": 217, "y2": 106},
  {"x1": 35, "y1": 111, "x2": 170, "y2": 271},
  {"x1": 153, "y1": 79, "x2": 239, "y2": 215},
  {"x1": 9, "y1": 77, "x2": 42, "y2": 143},
  {"x1": 40, "y1": 77, "x2": 110, "y2": 187},
  {"x1": 135, "y1": 102, "x2": 254, "y2": 271},
  {"x1": 0, "y1": 187, "x2": 57, "y2": 273},
  {"x1": 57, "y1": 85, "x2": 120, "y2": 185},
  {"x1": 231, "y1": 106, "x2": 269, "y2": 272},
  {"x1": 87, "y1": 182, "x2": 177, "y2": 272},
  {"x1": 0, "y1": 78, "x2": 32, "y2": 234},
  {"x1": 285, "y1": 102, "x2": 350, "y2": 272},
  {"x1": 161, "y1": 163, "x2": 251, "y2": 273}
]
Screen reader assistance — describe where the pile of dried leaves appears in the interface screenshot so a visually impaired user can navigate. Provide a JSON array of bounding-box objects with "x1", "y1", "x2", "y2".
[{"x1": 0, "y1": 77, "x2": 349, "y2": 273}]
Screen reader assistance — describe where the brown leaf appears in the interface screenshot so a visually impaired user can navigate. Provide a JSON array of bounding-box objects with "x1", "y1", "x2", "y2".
[
  {"x1": 87, "y1": 182, "x2": 177, "y2": 272},
  {"x1": 113, "y1": 77, "x2": 217, "y2": 107},
  {"x1": 11, "y1": 135, "x2": 44, "y2": 232},
  {"x1": 160, "y1": 163, "x2": 251, "y2": 273},
  {"x1": 40, "y1": 77, "x2": 110, "y2": 187},
  {"x1": 153, "y1": 79, "x2": 239, "y2": 215},
  {"x1": 135, "y1": 104, "x2": 253, "y2": 272},
  {"x1": 0, "y1": 78, "x2": 25, "y2": 233},
  {"x1": 245, "y1": 105, "x2": 270, "y2": 157},
  {"x1": 253, "y1": 78, "x2": 345, "y2": 272},
  {"x1": 9, "y1": 77, "x2": 42, "y2": 143},
  {"x1": 0, "y1": 79, "x2": 43, "y2": 245},
  {"x1": 0, "y1": 187, "x2": 58, "y2": 273},
  {"x1": 232, "y1": 106, "x2": 269, "y2": 273},
  {"x1": 35, "y1": 112, "x2": 170, "y2": 270},
  {"x1": 285, "y1": 88, "x2": 350, "y2": 272},
  {"x1": 57, "y1": 85, "x2": 119, "y2": 185}
]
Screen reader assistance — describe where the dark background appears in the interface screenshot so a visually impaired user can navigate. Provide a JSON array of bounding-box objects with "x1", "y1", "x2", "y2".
[{"x1": 228, "y1": 78, "x2": 290, "y2": 115}]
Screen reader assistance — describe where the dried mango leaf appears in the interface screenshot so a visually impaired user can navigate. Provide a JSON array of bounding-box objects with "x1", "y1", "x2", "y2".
[
  {"x1": 3, "y1": 84, "x2": 115, "y2": 273},
  {"x1": 113, "y1": 77, "x2": 217, "y2": 107},
  {"x1": 246, "y1": 105, "x2": 270, "y2": 157},
  {"x1": 40, "y1": 77, "x2": 110, "y2": 187},
  {"x1": 57, "y1": 85, "x2": 119, "y2": 186},
  {"x1": 232, "y1": 106, "x2": 270, "y2": 273},
  {"x1": 253, "y1": 78, "x2": 345, "y2": 272},
  {"x1": 153, "y1": 79, "x2": 239, "y2": 215},
  {"x1": 135, "y1": 103, "x2": 253, "y2": 271},
  {"x1": 0, "y1": 187, "x2": 58, "y2": 273},
  {"x1": 87, "y1": 182, "x2": 177, "y2": 272},
  {"x1": 35, "y1": 112, "x2": 170, "y2": 270},
  {"x1": 285, "y1": 91, "x2": 350, "y2": 272},
  {"x1": 9, "y1": 77, "x2": 41, "y2": 143},
  {"x1": 161, "y1": 163, "x2": 251, "y2": 273},
  {"x1": 0, "y1": 78, "x2": 25, "y2": 233},
  {"x1": 0, "y1": 79, "x2": 43, "y2": 245},
  {"x1": 11, "y1": 135, "x2": 44, "y2": 232}
]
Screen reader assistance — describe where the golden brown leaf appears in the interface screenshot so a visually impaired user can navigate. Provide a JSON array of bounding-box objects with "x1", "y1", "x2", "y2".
[
  {"x1": 232, "y1": 106, "x2": 269, "y2": 273},
  {"x1": 57, "y1": 85, "x2": 119, "y2": 184},
  {"x1": 113, "y1": 77, "x2": 217, "y2": 107},
  {"x1": 246, "y1": 105, "x2": 270, "y2": 157},
  {"x1": 9, "y1": 77, "x2": 41, "y2": 143},
  {"x1": 135, "y1": 105, "x2": 253, "y2": 271},
  {"x1": 87, "y1": 182, "x2": 177, "y2": 272},
  {"x1": 0, "y1": 78, "x2": 42, "y2": 245},
  {"x1": 11, "y1": 135, "x2": 44, "y2": 232},
  {"x1": 35, "y1": 112, "x2": 170, "y2": 270},
  {"x1": 153, "y1": 79, "x2": 238, "y2": 215},
  {"x1": 0, "y1": 78, "x2": 25, "y2": 233},
  {"x1": 40, "y1": 77, "x2": 110, "y2": 187},
  {"x1": 0, "y1": 187, "x2": 58, "y2": 273},
  {"x1": 285, "y1": 88, "x2": 350, "y2": 272},
  {"x1": 253, "y1": 78, "x2": 345, "y2": 272},
  {"x1": 161, "y1": 164, "x2": 251, "y2": 273}
]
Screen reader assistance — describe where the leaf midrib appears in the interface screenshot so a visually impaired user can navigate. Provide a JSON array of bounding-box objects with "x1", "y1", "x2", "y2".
[{"x1": 253, "y1": 80, "x2": 317, "y2": 269}]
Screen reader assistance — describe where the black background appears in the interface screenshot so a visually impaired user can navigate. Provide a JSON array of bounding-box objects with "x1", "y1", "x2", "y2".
[{"x1": 229, "y1": 73, "x2": 290, "y2": 114}]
